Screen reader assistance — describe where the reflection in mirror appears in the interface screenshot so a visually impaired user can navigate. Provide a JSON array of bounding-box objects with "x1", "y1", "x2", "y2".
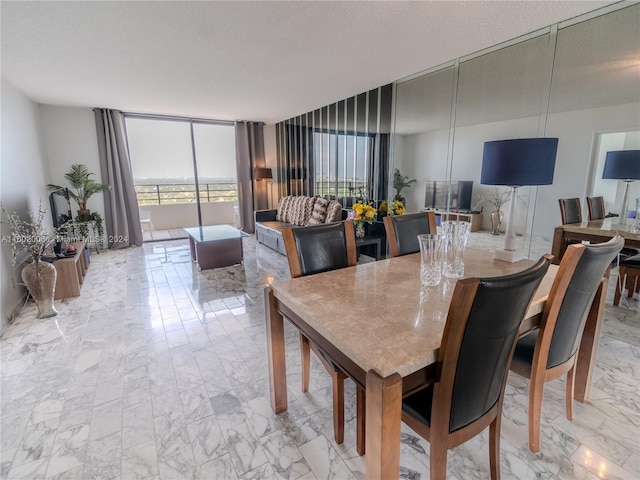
[
  {"x1": 544, "y1": 3, "x2": 640, "y2": 235},
  {"x1": 393, "y1": 66, "x2": 455, "y2": 213},
  {"x1": 590, "y1": 131, "x2": 640, "y2": 219},
  {"x1": 453, "y1": 33, "x2": 552, "y2": 255}
]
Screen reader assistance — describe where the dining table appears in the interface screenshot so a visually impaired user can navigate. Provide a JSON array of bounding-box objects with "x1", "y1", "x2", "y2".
[
  {"x1": 264, "y1": 247, "x2": 607, "y2": 479},
  {"x1": 552, "y1": 217, "x2": 640, "y2": 263}
]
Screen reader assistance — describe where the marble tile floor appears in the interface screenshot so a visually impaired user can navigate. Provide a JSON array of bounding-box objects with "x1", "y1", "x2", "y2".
[{"x1": 1, "y1": 233, "x2": 638, "y2": 480}]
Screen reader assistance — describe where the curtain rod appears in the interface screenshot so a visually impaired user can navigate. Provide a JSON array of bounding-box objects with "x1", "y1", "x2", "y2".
[{"x1": 93, "y1": 108, "x2": 234, "y2": 126}]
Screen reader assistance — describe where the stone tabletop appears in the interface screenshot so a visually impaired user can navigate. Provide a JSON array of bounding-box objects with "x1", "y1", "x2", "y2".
[{"x1": 271, "y1": 247, "x2": 557, "y2": 378}]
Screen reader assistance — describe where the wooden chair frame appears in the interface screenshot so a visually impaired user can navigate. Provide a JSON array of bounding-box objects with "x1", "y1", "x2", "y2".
[
  {"x1": 558, "y1": 198, "x2": 582, "y2": 225},
  {"x1": 384, "y1": 211, "x2": 438, "y2": 258},
  {"x1": 614, "y1": 263, "x2": 640, "y2": 306},
  {"x1": 509, "y1": 242, "x2": 618, "y2": 453},
  {"x1": 586, "y1": 196, "x2": 606, "y2": 221},
  {"x1": 402, "y1": 255, "x2": 552, "y2": 480},
  {"x1": 281, "y1": 220, "x2": 365, "y2": 453}
]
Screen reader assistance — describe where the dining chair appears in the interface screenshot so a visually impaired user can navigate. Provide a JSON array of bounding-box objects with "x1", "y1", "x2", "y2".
[
  {"x1": 614, "y1": 253, "x2": 640, "y2": 306},
  {"x1": 510, "y1": 235, "x2": 624, "y2": 453},
  {"x1": 282, "y1": 220, "x2": 365, "y2": 453},
  {"x1": 586, "y1": 196, "x2": 606, "y2": 220},
  {"x1": 558, "y1": 198, "x2": 582, "y2": 225},
  {"x1": 401, "y1": 255, "x2": 552, "y2": 480},
  {"x1": 383, "y1": 211, "x2": 437, "y2": 257}
]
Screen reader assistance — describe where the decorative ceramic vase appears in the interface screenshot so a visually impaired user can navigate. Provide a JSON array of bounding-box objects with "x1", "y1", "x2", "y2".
[
  {"x1": 21, "y1": 260, "x2": 59, "y2": 319},
  {"x1": 355, "y1": 223, "x2": 366, "y2": 238},
  {"x1": 490, "y1": 210, "x2": 504, "y2": 235}
]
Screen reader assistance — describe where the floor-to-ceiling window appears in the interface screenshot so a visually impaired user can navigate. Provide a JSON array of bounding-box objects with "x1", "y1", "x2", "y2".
[{"x1": 125, "y1": 116, "x2": 237, "y2": 241}]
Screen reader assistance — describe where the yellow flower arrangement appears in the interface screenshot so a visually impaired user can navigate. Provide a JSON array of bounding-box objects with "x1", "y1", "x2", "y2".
[
  {"x1": 351, "y1": 203, "x2": 377, "y2": 224},
  {"x1": 348, "y1": 202, "x2": 377, "y2": 237},
  {"x1": 378, "y1": 200, "x2": 406, "y2": 216}
]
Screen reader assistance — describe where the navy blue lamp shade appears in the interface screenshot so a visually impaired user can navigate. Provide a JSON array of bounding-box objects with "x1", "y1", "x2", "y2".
[
  {"x1": 602, "y1": 150, "x2": 640, "y2": 181},
  {"x1": 481, "y1": 138, "x2": 559, "y2": 186}
]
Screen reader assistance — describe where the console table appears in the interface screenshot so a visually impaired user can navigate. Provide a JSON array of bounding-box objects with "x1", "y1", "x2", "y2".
[
  {"x1": 422, "y1": 209, "x2": 483, "y2": 232},
  {"x1": 54, "y1": 240, "x2": 89, "y2": 300},
  {"x1": 355, "y1": 236, "x2": 383, "y2": 261}
]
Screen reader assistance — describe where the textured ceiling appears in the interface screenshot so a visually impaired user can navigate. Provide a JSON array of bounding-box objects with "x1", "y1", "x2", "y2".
[{"x1": 1, "y1": 1, "x2": 613, "y2": 124}]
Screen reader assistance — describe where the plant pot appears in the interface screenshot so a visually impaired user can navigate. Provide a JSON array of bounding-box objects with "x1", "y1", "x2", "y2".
[
  {"x1": 77, "y1": 209, "x2": 91, "y2": 217},
  {"x1": 21, "y1": 261, "x2": 59, "y2": 319}
]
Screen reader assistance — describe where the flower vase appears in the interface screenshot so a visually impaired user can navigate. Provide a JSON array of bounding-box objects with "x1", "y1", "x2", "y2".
[
  {"x1": 21, "y1": 261, "x2": 59, "y2": 319},
  {"x1": 490, "y1": 210, "x2": 504, "y2": 235},
  {"x1": 355, "y1": 223, "x2": 366, "y2": 238}
]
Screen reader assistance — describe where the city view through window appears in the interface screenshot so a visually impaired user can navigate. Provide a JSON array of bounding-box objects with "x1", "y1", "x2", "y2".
[{"x1": 125, "y1": 117, "x2": 237, "y2": 237}]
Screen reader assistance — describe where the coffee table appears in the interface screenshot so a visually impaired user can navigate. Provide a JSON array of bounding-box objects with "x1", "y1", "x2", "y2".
[{"x1": 183, "y1": 225, "x2": 249, "y2": 271}]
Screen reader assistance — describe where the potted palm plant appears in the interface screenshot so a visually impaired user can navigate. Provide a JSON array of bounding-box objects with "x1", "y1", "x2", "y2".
[
  {"x1": 393, "y1": 168, "x2": 416, "y2": 205},
  {"x1": 46, "y1": 164, "x2": 109, "y2": 217},
  {"x1": 47, "y1": 164, "x2": 109, "y2": 250}
]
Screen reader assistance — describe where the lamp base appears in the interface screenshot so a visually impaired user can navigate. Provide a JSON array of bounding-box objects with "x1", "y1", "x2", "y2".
[{"x1": 494, "y1": 248, "x2": 526, "y2": 263}]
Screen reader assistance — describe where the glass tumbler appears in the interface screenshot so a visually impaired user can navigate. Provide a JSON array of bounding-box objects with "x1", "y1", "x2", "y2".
[
  {"x1": 441, "y1": 220, "x2": 471, "y2": 278},
  {"x1": 418, "y1": 234, "x2": 444, "y2": 286}
]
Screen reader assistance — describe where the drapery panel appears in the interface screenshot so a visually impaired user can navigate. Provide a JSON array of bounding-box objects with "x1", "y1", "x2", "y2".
[
  {"x1": 235, "y1": 121, "x2": 265, "y2": 234},
  {"x1": 94, "y1": 109, "x2": 143, "y2": 248}
]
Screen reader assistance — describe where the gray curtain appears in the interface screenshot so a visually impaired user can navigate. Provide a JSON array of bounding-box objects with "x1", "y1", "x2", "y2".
[
  {"x1": 94, "y1": 109, "x2": 143, "y2": 248},
  {"x1": 235, "y1": 121, "x2": 265, "y2": 234}
]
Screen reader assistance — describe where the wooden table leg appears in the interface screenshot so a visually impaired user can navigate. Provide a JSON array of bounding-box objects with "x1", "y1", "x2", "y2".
[
  {"x1": 366, "y1": 370, "x2": 402, "y2": 480},
  {"x1": 551, "y1": 226, "x2": 567, "y2": 265},
  {"x1": 265, "y1": 287, "x2": 288, "y2": 414},
  {"x1": 575, "y1": 278, "x2": 606, "y2": 403}
]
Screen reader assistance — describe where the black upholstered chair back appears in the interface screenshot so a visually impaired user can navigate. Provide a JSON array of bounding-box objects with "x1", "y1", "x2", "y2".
[
  {"x1": 586, "y1": 196, "x2": 606, "y2": 220},
  {"x1": 385, "y1": 212, "x2": 436, "y2": 257},
  {"x1": 546, "y1": 236, "x2": 623, "y2": 368},
  {"x1": 444, "y1": 257, "x2": 551, "y2": 433},
  {"x1": 558, "y1": 198, "x2": 582, "y2": 225},
  {"x1": 288, "y1": 222, "x2": 353, "y2": 277}
]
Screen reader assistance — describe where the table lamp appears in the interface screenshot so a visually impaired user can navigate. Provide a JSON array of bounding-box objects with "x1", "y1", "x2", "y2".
[
  {"x1": 602, "y1": 150, "x2": 640, "y2": 224},
  {"x1": 481, "y1": 138, "x2": 558, "y2": 262},
  {"x1": 254, "y1": 167, "x2": 273, "y2": 181}
]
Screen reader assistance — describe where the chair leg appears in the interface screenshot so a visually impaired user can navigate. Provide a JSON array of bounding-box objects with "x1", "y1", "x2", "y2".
[
  {"x1": 489, "y1": 415, "x2": 501, "y2": 480},
  {"x1": 614, "y1": 268, "x2": 624, "y2": 306},
  {"x1": 332, "y1": 372, "x2": 345, "y2": 444},
  {"x1": 356, "y1": 385, "x2": 366, "y2": 456},
  {"x1": 528, "y1": 378, "x2": 544, "y2": 453},
  {"x1": 430, "y1": 437, "x2": 448, "y2": 480},
  {"x1": 627, "y1": 273, "x2": 636, "y2": 298},
  {"x1": 300, "y1": 334, "x2": 310, "y2": 393},
  {"x1": 566, "y1": 366, "x2": 575, "y2": 422}
]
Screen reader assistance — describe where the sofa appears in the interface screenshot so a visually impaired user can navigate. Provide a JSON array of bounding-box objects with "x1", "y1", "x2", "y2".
[{"x1": 255, "y1": 195, "x2": 343, "y2": 254}]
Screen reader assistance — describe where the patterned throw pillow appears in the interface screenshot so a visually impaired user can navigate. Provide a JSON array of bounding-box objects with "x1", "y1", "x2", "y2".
[
  {"x1": 290, "y1": 196, "x2": 308, "y2": 226},
  {"x1": 308, "y1": 197, "x2": 329, "y2": 225},
  {"x1": 303, "y1": 197, "x2": 316, "y2": 225},
  {"x1": 325, "y1": 201, "x2": 342, "y2": 223},
  {"x1": 276, "y1": 196, "x2": 292, "y2": 222}
]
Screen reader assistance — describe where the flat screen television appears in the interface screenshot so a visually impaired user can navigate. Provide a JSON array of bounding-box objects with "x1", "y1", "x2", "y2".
[{"x1": 424, "y1": 180, "x2": 474, "y2": 212}]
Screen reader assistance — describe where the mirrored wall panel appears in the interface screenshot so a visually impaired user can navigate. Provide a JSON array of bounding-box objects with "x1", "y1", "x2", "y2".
[
  {"x1": 393, "y1": 66, "x2": 455, "y2": 212},
  {"x1": 391, "y1": 2, "x2": 639, "y2": 252},
  {"x1": 276, "y1": 84, "x2": 392, "y2": 208},
  {"x1": 547, "y1": 3, "x2": 640, "y2": 226}
]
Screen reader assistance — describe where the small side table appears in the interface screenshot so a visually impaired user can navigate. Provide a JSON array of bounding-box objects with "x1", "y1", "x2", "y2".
[{"x1": 355, "y1": 236, "x2": 383, "y2": 261}]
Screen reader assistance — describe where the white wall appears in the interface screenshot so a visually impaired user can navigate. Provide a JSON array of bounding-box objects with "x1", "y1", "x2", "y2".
[
  {"x1": 395, "y1": 101, "x2": 640, "y2": 241},
  {"x1": 141, "y1": 202, "x2": 235, "y2": 230},
  {"x1": 39, "y1": 105, "x2": 105, "y2": 220},
  {"x1": 0, "y1": 78, "x2": 52, "y2": 328}
]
